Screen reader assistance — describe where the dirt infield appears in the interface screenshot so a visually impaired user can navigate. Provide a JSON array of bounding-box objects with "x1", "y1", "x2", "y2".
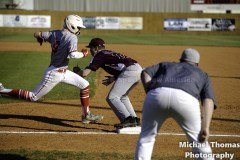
[{"x1": 0, "y1": 42, "x2": 239, "y2": 158}]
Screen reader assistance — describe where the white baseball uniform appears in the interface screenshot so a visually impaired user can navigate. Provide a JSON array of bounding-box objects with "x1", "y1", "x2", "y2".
[{"x1": 0, "y1": 29, "x2": 90, "y2": 115}]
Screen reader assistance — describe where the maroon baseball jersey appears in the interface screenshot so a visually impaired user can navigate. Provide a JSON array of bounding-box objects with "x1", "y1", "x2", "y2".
[{"x1": 87, "y1": 50, "x2": 137, "y2": 76}]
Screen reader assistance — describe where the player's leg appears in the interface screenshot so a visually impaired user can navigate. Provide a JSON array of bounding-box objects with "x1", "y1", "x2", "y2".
[
  {"x1": 120, "y1": 83, "x2": 140, "y2": 125},
  {"x1": 135, "y1": 88, "x2": 169, "y2": 160},
  {"x1": 61, "y1": 70, "x2": 90, "y2": 115},
  {"x1": 106, "y1": 64, "x2": 141, "y2": 123},
  {"x1": 106, "y1": 79, "x2": 132, "y2": 121},
  {"x1": 121, "y1": 64, "x2": 142, "y2": 117},
  {"x1": 0, "y1": 83, "x2": 36, "y2": 101},
  {"x1": 120, "y1": 81, "x2": 140, "y2": 116},
  {"x1": 61, "y1": 70, "x2": 103, "y2": 123},
  {"x1": 171, "y1": 89, "x2": 213, "y2": 160},
  {"x1": 0, "y1": 66, "x2": 63, "y2": 101},
  {"x1": 30, "y1": 67, "x2": 66, "y2": 101}
]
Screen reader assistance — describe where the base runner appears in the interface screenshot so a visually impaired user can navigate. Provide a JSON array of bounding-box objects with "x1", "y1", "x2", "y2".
[{"x1": 0, "y1": 15, "x2": 103, "y2": 124}]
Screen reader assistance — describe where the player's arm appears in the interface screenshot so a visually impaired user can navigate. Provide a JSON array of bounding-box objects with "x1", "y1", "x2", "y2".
[
  {"x1": 72, "y1": 66, "x2": 92, "y2": 77},
  {"x1": 80, "y1": 68, "x2": 92, "y2": 77},
  {"x1": 34, "y1": 31, "x2": 44, "y2": 46},
  {"x1": 141, "y1": 63, "x2": 162, "y2": 93},
  {"x1": 198, "y1": 98, "x2": 214, "y2": 143},
  {"x1": 102, "y1": 76, "x2": 116, "y2": 86},
  {"x1": 68, "y1": 49, "x2": 89, "y2": 59},
  {"x1": 141, "y1": 71, "x2": 152, "y2": 93}
]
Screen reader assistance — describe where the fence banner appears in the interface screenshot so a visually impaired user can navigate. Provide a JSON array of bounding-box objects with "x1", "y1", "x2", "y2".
[
  {"x1": 212, "y1": 19, "x2": 235, "y2": 31},
  {"x1": 164, "y1": 18, "x2": 188, "y2": 30},
  {"x1": 96, "y1": 17, "x2": 120, "y2": 30},
  {"x1": 0, "y1": 15, "x2": 3, "y2": 27},
  {"x1": 187, "y1": 18, "x2": 212, "y2": 31},
  {"x1": 82, "y1": 17, "x2": 143, "y2": 30},
  {"x1": 0, "y1": 14, "x2": 51, "y2": 28},
  {"x1": 27, "y1": 15, "x2": 51, "y2": 28},
  {"x1": 2, "y1": 14, "x2": 28, "y2": 27},
  {"x1": 119, "y1": 17, "x2": 143, "y2": 30},
  {"x1": 82, "y1": 17, "x2": 96, "y2": 29}
]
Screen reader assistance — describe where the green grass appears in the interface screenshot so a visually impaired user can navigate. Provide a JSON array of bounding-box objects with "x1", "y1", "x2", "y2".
[
  {"x1": 0, "y1": 51, "x2": 95, "y2": 104},
  {"x1": 0, "y1": 150, "x2": 185, "y2": 160},
  {"x1": 0, "y1": 32, "x2": 240, "y2": 47}
]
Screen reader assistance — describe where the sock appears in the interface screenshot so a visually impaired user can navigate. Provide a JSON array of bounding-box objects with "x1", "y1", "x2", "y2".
[
  {"x1": 80, "y1": 86, "x2": 90, "y2": 116},
  {"x1": 1, "y1": 89, "x2": 32, "y2": 101}
]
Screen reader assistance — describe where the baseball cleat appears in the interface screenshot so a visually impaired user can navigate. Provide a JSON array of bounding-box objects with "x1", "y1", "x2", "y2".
[
  {"x1": 114, "y1": 116, "x2": 138, "y2": 129},
  {"x1": 0, "y1": 83, "x2": 5, "y2": 91},
  {"x1": 82, "y1": 112, "x2": 104, "y2": 124},
  {"x1": 0, "y1": 83, "x2": 4, "y2": 97},
  {"x1": 134, "y1": 117, "x2": 141, "y2": 126}
]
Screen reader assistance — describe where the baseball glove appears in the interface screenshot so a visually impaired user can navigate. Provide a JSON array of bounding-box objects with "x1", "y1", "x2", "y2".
[
  {"x1": 81, "y1": 49, "x2": 89, "y2": 57},
  {"x1": 102, "y1": 76, "x2": 116, "y2": 86},
  {"x1": 73, "y1": 65, "x2": 82, "y2": 74},
  {"x1": 37, "y1": 37, "x2": 44, "y2": 46}
]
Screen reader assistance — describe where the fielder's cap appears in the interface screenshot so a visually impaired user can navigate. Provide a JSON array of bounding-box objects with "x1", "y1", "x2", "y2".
[
  {"x1": 86, "y1": 38, "x2": 105, "y2": 48},
  {"x1": 180, "y1": 48, "x2": 200, "y2": 64}
]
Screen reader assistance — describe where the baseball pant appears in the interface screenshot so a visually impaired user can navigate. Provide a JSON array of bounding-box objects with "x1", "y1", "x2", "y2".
[
  {"x1": 0, "y1": 65, "x2": 89, "y2": 101},
  {"x1": 106, "y1": 63, "x2": 142, "y2": 122},
  {"x1": 32, "y1": 65, "x2": 89, "y2": 101},
  {"x1": 135, "y1": 87, "x2": 214, "y2": 160}
]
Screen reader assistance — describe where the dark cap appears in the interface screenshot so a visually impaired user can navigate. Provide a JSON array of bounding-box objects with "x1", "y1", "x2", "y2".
[{"x1": 86, "y1": 38, "x2": 105, "y2": 48}]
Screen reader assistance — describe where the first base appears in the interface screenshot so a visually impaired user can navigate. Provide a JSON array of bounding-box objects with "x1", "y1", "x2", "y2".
[{"x1": 116, "y1": 126, "x2": 141, "y2": 134}]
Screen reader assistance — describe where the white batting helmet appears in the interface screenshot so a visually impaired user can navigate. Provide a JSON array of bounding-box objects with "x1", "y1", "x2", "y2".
[{"x1": 64, "y1": 15, "x2": 86, "y2": 35}]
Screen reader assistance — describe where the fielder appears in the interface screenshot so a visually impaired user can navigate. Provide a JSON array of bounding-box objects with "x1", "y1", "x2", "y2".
[
  {"x1": 135, "y1": 48, "x2": 216, "y2": 160},
  {"x1": 0, "y1": 15, "x2": 103, "y2": 124},
  {"x1": 73, "y1": 38, "x2": 142, "y2": 128}
]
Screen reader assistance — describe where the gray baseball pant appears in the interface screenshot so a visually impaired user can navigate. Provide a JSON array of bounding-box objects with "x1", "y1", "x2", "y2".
[
  {"x1": 135, "y1": 87, "x2": 213, "y2": 160},
  {"x1": 106, "y1": 63, "x2": 142, "y2": 122}
]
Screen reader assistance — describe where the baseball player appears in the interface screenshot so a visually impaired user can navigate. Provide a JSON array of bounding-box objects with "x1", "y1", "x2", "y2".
[
  {"x1": 135, "y1": 48, "x2": 216, "y2": 160},
  {"x1": 73, "y1": 38, "x2": 142, "y2": 128},
  {"x1": 0, "y1": 15, "x2": 103, "y2": 124}
]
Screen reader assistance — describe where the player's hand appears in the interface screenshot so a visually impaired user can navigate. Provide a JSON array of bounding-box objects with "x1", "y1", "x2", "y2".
[
  {"x1": 73, "y1": 65, "x2": 81, "y2": 74},
  {"x1": 198, "y1": 129, "x2": 209, "y2": 143},
  {"x1": 37, "y1": 37, "x2": 44, "y2": 46},
  {"x1": 102, "y1": 76, "x2": 116, "y2": 86},
  {"x1": 81, "y1": 49, "x2": 89, "y2": 57}
]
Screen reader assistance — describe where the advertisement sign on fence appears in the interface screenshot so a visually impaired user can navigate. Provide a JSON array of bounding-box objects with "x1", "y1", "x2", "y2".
[
  {"x1": 212, "y1": 19, "x2": 235, "y2": 31},
  {"x1": 191, "y1": 0, "x2": 240, "y2": 13},
  {"x1": 82, "y1": 17, "x2": 96, "y2": 29},
  {"x1": 96, "y1": 17, "x2": 120, "y2": 30},
  {"x1": 187, "y1": 18, "x2": 211, "y2": 31},
  {"x1": 164, "y1": 18, "x2": 235, "y2": 31},
  {"x1": 0, "y1": 14, "x2": 51, "y2": 28},
  {"x1": 119, "y1": 17, "x2": 143, "y2": 30},
  {"x1": 82, "y1": 17, "x2": 143, "y2": 30},
  {"x1": 27, "y1": 15, "x2": 51, "y2": 28},
  {"x1": 164, "y1": 18, "x2": 188, "y2": 30}
]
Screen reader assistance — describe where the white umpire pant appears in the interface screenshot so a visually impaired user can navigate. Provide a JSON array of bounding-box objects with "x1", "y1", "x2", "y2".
[{"x1": 135, "y1": 87, "x2": 213, "y2": 160}]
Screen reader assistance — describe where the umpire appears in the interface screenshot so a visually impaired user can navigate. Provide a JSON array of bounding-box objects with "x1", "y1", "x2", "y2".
[{"x1": 135, "y1": 48, "x2": 216, "y2": 160}]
